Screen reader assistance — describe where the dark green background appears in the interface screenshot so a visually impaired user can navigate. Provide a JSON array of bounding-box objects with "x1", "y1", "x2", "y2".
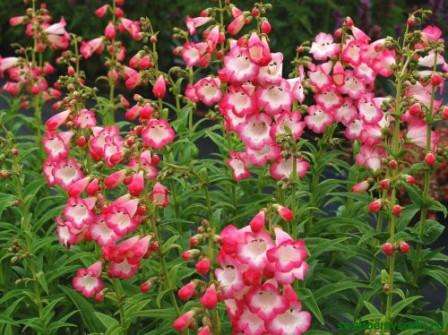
[{"x1": 1, "y1": 0, "x2": 446, "y2": 71}]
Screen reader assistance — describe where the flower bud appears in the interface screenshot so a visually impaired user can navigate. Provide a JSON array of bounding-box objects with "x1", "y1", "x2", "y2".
[
  {"x1": 76, "y1": 136, "x2": 87, "y2": 147},
  {"x1": 431, "y1": 74, "x2": 443, "y2": 86},
  {"x1": 392, "y1": 204, "x2": 402, "y2": 217},
  {"x1": 425, "y1": 152, "x2": 436, "y2": 166},
  {"x1": 152, "y1": 75, "x2": 166, "y2": 99},
  {"x1": 249, "y1": 210, "x2": 266, "y2": 232},
  {"x1": 381, "y1": 242, "x2": 394, "y2": 256},
  {"x1": 195, "y1": 257, "x2": 211, "y2": 275},
  {"x1": 274, "y1": 204, "x2": 294, "y2": 222},
  {"x1": 178, "y1": 281, "x2": 196, "y2": 301},
  {"x1": 86, "y1": 178, "x2": 100, "y2": 195},
  {"x1": 140, "y1": 278, "x2": 154, "y2": 293},
  {"x1": 405, "y1": 174, "x2": 416, "y2": 185},
  {"x1": 172, "y1": 311, "x2": 195, "y2": 332},
  {"x1": 198, "y1": 326, "x2": 212, "y2": 335},
  {"x1": 352, "y1": 180, "x2": 369, "y2": 193},
  {"x1": 441, "y1": 106, "x2": 448, "y2": 120},
  {"x1": 200, "y1": 285, "x2": 218, "y2": 309},
  {"x1": 379, "y1": 179, "x2": 391, "y2": 190},
  {"x1": 368, "y1": 199, "x2": 382, "y2": 213},
  {"x1": 127, "y1": 171, "x2": 144, "y2": 196},
  {"x1": 399, "y1": 241, "x2": 410, "y2": 254},
  {"x1": 260, "y1": 18, "x2": 272, "y2": 34}
]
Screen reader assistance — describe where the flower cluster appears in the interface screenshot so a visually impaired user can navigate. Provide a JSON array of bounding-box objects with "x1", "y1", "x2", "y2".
[
  {"x1": 308, "y1": 18, "x2": 396, "y2": 171},
  {"x1": 0, "y1": 3, "x2": 68, "y2": 103},
  {"x1": 216, "y1": 208, "x2": 311, "y2": 335},
  {"x1": 41, "y1": 0, "x2": 176, "y2": 299},
  {"x1": 177, "y1": 3, "x2": 309, "y2": 182},
  {"x1": 174, "y1": 206, "x2": 311, "y2": 334}
]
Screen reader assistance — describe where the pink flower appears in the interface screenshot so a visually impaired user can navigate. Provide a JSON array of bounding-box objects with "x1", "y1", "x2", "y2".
[
  {"x1": 267, "y1": 228, "x2": 307, "y2": 272},
  {"x1": 104, "y1": 170, "x2": 126, "y2": 189},
  {"x1": 45, "y1": 110, "x2": 70, "y2": 130},
  {"x1": 305, "y1": 105, "x2": 333, "y2": 134},
  {"x1": 120, "y1": 18, "x2": 142, "y2": 40},
  {"x1": 421, "y1": 25, "x2": 442, "y2": 42},
  {"x1": 80, "y1": 37, "x2": 104, "y2": 59},
  {"x1": 258, "y1": 52, "x2": 284, "y2": 85},
  {"x1": 141, "y1": 119, "x2": 175, "y2": 149},
  {"x1": 151, "y1": 182, "x2": 170, "y2": 207},
  {"x1": 52, "y1": 158, "x2": 84, "y2": 190},
  {"x1": 185, "y1": 16, "x2": 212, "y2": 35},
  {"x1": 195, "y1": 257, "x2": 211, "y2": 275},
  {"x1": 247, "y1": 33, "x2": 272, "y2": 66},
  {"x1": 222, "y1": 46, "x2": 258, "y2": 83},
  {"x1": 270, "y1": 157, "x2": 309, "y2": 180},
  {"x1": 256, "y1": 79, "x2": 292, "y2": 115},
  {"x1": 268, "y1": 306, "x2": 311, "y2": 335},
  {"x1": 310, "y1": 33, "x2": 340, "y2": 60},
  {"x1": 237, "y1": 113, "x2": 273, "y2": 149},
  {"x1": 88, "y1": 216, "x2": 119, "y2": 246},
  {"x1": 194, "y1": 76, "x2": 222, "y2": 106},
  {"x1": 72, "y1": 262, "x2": 104, "y2": 298},
  {"x1": 104, "y1": 21, "x2": 116, "y2": 40},
  {"x1": 43, "y1": 131, "x2": 73, "y2": 160},
  {"x1": 220, "y1": 86, "x2": 256, "y2": 116},
  {"x1": 9, "y1": 16, "x2": 26, "y2": 26},
  {"x1": 64, "y1": 198, "x2": 96, "y2": 229},
  {"x1": 271, "y1": 112, "x2": 305, "y2": 140},
  {"x1": 355, "y1": 145, "x2": 385, "y2": 171},
  {"x1": 227, "y1": 151, "x2": 251, "y2": 181},
  {"x1": 0, "y1": 57, "x2": 19, "y2": 73},
  {"x1": 74, "y1": 109, "x2": 96, "y2": 128},
  {"x1": 103, "y1": 194, "x2": 140, "y2": 236},
  {"x1": 95, "y1": 5, "x2": 109, "y2": 18}
]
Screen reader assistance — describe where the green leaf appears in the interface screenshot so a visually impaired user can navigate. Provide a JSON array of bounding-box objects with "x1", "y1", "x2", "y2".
[
  {"x1": 313, "y1": 280, "x2": 366, "y2": 301},
  {"x1": 132, "y1": 308, "x2": 177, "y2": 320},
  {"x1": 391, "y1": 296, "x2": 422, "y2": 318},
  {"x1": 297, "y1": 288, "x2": 325, "y2": 325},
  {"x1": 420, "y1": 220, "x2": 445, "y2": 244},
  {"x1": 0, "y1": 193, "x2": 17, "y2": 217},
  {"x1": 59, "y1": 285, "x2": 104, "y2": 332},
  {"x1": 95, "y1": 312, "x2": 119, "y2": 330}
]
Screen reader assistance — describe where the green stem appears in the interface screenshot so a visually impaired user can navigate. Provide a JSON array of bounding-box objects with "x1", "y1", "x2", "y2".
[
  {"x1": 149, "y1": 211, "x2": 181, "y2": 315},
  {"x1": 112, "y1": 279, "x2": 127, "y2": 333},
  {"x1": 383, "y1": 37, "x2": 413, "y2": 322},
  {"x1": 417, "y1": 55, "x2": 437, "y2": 241},
  {"x1": 385, "y1": 188, "x2": 397, "y2": 323},
  {"x1": 33, "y1": 95, "x2": 42, "y2": 146},
  {"x1": 369, "y1": 191, "x2": 386, "y2": 282}
]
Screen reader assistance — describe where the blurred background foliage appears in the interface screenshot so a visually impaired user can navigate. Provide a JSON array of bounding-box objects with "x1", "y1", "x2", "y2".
[{"x1": 1, "y1": 0, "x2": 447, "y2": 73}]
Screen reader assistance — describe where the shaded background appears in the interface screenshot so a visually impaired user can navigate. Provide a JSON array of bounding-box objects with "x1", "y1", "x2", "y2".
[{"x1": 1, "y1": 0, "x2": 448, "y2": 73}]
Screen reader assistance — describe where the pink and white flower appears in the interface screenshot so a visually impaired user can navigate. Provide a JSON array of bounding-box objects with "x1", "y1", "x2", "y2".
[
  {"x1": 141, "y1": 119, "x2": 175, "y2": 149},
  {"x1": 310, "y1": 33, "x2": 339, "y2": 60},
  {"x1": 72, "y1": 262, "x2": 104, "y2": 298}
]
